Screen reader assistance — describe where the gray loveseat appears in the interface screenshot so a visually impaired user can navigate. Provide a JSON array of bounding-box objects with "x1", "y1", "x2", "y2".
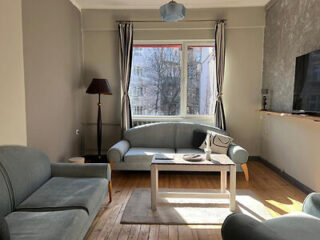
[
  {"x1": 221, "y1": 192, "x2": 320, "y2": 240},
  {"x1": 0, "y1": 146, "x2": 111, "y2": 240},
  {"x1": 108, "y1": 122, "x2": 249, "y2": 178}
]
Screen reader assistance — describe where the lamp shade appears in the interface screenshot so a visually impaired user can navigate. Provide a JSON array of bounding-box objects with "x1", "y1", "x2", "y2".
[
  {"x1": 160, "y1": 1, "x2": 186, "y2": 22},
  {"x1": 86, "y1": 78, "x2": 112, "y2": 95}
]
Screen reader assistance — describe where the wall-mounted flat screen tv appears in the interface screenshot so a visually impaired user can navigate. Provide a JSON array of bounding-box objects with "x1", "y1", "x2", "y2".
[{"x1": 293, "y1": 49, "x2": 320, "y2": 114}]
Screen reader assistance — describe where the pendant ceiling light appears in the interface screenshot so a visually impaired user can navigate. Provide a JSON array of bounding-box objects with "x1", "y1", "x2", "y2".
[{"x1": 160, "y1": 0, "x2": 186, "y2": 22}]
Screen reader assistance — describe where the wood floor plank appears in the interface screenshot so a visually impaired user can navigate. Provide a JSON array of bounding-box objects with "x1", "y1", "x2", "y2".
[
  {"x1": 84, "y1": 161, "x2": 307, "y2": 240},
  {"x1": 149, "y1": 225, "x2": 159, "y2": 240},
  {"x1": 128, "y1": 225, "x2": 141, "y2": 240},
  {"x1": 168, "y1": 225, "x2": 178, "y2": 240},
  {"x1": 137, "y1": 225, "x2": 150, "y2": 240},
  {"x1": 195, "y1": 228, "x2": 209, "y2": 240},
  {"x1": 158, "y1": 225, "x2": 169, "y2": 240},
  {"x1": 118, "y1": 225, "x2": 132, "y2": 240},
  {"x1": 178, "y1": 225, "x2": 193, "y2": 240}
]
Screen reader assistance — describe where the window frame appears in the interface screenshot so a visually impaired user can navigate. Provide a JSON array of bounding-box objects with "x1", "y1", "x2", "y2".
[{"x1": 131, "y1": 39, "x2": 216, "y2": 121}]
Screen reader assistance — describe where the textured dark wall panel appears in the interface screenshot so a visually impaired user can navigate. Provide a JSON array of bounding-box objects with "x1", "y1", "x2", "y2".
[{"x1": 263, "y1": 0, "x2": 320, "y2": 112}]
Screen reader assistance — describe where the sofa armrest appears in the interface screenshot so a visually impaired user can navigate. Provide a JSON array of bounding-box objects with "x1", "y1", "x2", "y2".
[
  {"x1": 51, "y1": 163, "x2": 111, "y2": 181},
  {"x1": 303, "y1": 192, "x2": 320, "y2": 218},
  {"x1": 227, "y1": 143, "x2": 249, "y2": 165},
  {"x1": 107, "y1": 140, "x2": 130, "y2": 163},
  {"x1": 221, "y1": 213, "x2": 284, "y2": 240}
]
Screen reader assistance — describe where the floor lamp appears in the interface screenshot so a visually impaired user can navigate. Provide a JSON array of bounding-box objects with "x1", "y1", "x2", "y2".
[{"x1": 86, "y1": 78, "x2": 112, "y2": 160}]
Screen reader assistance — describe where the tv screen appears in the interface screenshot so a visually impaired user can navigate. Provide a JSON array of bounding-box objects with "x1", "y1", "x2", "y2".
[{"x1": 293, "y1": 49, "x2": 320, "y2": 114}]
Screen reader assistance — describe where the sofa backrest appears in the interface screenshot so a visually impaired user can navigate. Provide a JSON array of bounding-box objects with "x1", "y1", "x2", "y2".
[
  {"x1": 0, "y1": 146, "x2": 51, "y2": 208},
  {"x1": 124, "y1": 123, "x2": 176, "y2": 148},
  {"x1": 0, "y1": 170, "x2": 12, "y2": 218},
  {"x1": 124, "y1": 122, "x2": 227, "y2": 149}
]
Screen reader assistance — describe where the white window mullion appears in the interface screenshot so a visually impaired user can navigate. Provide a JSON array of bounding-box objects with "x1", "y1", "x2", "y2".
[{"x1": 180, "y1": 43, "x2": 188, "y2": 117}]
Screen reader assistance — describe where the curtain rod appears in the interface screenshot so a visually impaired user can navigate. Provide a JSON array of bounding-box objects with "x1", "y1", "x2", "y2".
[{"x1": 116, "y1": 19, "x2": 226, "y2": 23}]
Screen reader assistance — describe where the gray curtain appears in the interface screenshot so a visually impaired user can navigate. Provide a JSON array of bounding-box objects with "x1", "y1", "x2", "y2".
[
  {"x1": 118, "y1": 23, "x2": 134, "y2": 135},
  {"x1": 214, "y1": 20, "x2": 227, "y2": 130}
]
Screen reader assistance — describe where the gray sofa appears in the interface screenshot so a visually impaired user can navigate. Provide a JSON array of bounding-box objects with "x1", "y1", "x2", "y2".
[
  {"x1": 0, "y1": 146, "x2": 111, "y2": 240},
  {"x1": 221, "y1": 192, "x2": 320, "y2": 240},
  {"x1": 108, "y1": 122, "x2": 249, "y2": 177}
]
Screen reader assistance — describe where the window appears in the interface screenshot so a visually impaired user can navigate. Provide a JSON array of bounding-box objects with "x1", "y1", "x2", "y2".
[
  {"x1": 187, "y1": 46, "x2": 216, "y2": 115},
  {"x1": 129, "y1": 41, "x2": 216, "y2": 118},
  {"x1": 131, "y1": 86, "x2": 144, "y2": 97},
  {"x1": 134, "y1": 47, "x2": 143, "y2": 56},
  {"x1": 134, "y1": 66, "x2": 143, "y2": 77},
  {"x1": 133, "y1": 106, "x2": 144, "y2": 115}
]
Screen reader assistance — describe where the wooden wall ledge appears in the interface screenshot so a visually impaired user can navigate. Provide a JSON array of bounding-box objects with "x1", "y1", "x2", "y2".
[{"x1": 258, "y1": 110, "x2": 320, "y2": 122}]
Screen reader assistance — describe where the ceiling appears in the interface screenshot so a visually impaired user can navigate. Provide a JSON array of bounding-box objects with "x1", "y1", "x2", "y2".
[{"x1": 70, "y1": 0, "x2": 271, "y2": 10}]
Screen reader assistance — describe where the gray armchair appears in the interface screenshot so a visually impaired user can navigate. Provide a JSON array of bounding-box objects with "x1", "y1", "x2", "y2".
[{"x1": 221, "y1": 193, "x2": 320, "y2": 240}]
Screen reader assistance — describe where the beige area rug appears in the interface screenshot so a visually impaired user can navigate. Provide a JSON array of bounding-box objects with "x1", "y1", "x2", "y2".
[{"x1": 121, "y1": 188, "x2": 272, "y2": 225}]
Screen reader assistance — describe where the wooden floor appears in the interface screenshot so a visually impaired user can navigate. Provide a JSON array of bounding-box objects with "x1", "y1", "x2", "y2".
[{"x1": 84, "y1": 161, "x2": 307, "y2": 240}]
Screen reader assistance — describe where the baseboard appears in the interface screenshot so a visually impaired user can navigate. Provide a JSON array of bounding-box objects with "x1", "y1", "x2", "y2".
[
  {"x1": 250, "y1": 156, "x2": 313, "y2": 194},
  {"x1": 248, "y1": 156, "x2": 261, "y2": 162}
]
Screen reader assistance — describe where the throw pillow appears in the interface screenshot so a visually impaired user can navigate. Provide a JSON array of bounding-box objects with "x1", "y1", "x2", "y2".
[
  {"x1": 192, "y1": 130, "x2": 207, "y2": 148},
  {"x1": 200, "y1": 131, "x2": 233, "y2": 154},
  {"x1": 0, "y1": 217, "x2": 10, "y2": 240}
]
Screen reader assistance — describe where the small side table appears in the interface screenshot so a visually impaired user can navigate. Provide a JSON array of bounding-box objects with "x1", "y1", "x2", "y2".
[{"x1": 68, "y1": 157, "x2": 85, "y2": 164}]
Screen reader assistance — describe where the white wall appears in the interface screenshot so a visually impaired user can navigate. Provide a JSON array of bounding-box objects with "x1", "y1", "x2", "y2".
[
  {"x1": 81, "y1": 7, "x2": 265, "y2": 156},
  {"x1": 22, "y1": 0, "x2": 84, "y2": 162},
  {"x1": 0, "y1": 0, "x2": 27, "y2": 146},
  {"x1": 261, "y1": 115, "x2": 320, "y2": 191}
]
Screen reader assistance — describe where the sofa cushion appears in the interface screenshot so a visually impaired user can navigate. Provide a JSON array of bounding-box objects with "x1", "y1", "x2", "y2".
[
  {"x1": 176, "y1": 148, "x2": 204, "y2": 154},
  {"x1": 264, "y1": 212, "x2": 320, "y2": 240},
  {"x1": 16, "y1": 177, "x2": 108, "y2": 215},
  {"x1": 0, "y1": 146, "x2": 51, "y2": 207},
  {"x1": 124, "y1": 123, "x2": 176, "y2": 148},
  {"x1": 192, "y1": 130, "x2": 207, "y2": 148},
  {"x1": 124, "y1": 148, "x2": 175, "y2": 163},
  {"x1": 5, "y1": 210, "x2": 88, "y2": 240}
]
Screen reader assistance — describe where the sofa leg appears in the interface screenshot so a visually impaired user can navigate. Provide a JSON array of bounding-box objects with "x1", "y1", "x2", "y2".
[
  {"x1": 108, "y1": 181, "x2": 112, "y2": 202},
  {"x1": 241, "y1": 163, "x2": 249, "y2": 182}
]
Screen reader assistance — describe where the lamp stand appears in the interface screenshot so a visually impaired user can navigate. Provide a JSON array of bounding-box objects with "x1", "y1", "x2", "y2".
[{"x1": 97, "y1": 93, "x2": 102, "y2": 159}]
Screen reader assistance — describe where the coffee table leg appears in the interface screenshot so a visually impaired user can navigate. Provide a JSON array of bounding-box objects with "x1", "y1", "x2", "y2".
[
  {"x1": 151, "y1": 164, "x2": 158, "y2": 210},
  {"x1": 221, "y1": 170, "x2": 227, "y2": 193},
  {"x1": 229, "y1": 165, "x2": 236, "y2": 211}
]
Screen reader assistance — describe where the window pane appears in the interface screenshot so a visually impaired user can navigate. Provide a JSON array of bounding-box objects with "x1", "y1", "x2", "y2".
[
  {"x1": 187, "y1": 46, "x2": 216, "y2": 115},
  {"x1": 130, "y1": 45, "x2": 181, "y2": 116}
]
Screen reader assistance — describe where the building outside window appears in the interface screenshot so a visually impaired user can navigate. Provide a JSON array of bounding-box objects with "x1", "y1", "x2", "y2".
[
  {"x1": 133, "y1": 106, "x2": 144, "y2": 115},
  {"x1": 134, "y1": 47, "x2": 143, "y2": 56},
  {"x1": 129, "y1": 41, "x2": 216, "y2": 120}
]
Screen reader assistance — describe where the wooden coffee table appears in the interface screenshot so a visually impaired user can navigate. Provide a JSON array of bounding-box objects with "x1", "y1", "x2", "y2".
[{"x1": 150, "y1": 153, "x2": 237, "y2": 211}]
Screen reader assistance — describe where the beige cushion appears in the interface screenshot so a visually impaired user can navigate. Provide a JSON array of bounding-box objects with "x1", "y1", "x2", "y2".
[{"x1": 200, "y1": 131, "x2": 233, "y2": 154}]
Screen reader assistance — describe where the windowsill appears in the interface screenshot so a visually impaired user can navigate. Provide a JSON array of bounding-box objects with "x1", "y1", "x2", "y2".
[{"x1": 133, "y1": 115, "x2": 214, "y2": 121}]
